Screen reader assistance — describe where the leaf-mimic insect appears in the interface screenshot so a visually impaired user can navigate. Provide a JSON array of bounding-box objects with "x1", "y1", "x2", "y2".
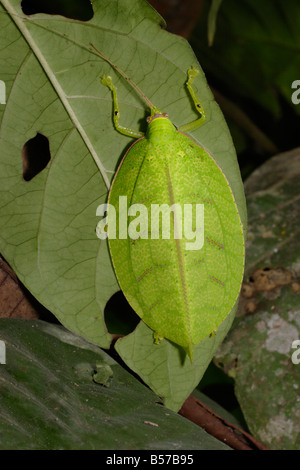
[{"x1": 92, "y1": 45, "x2": 245, "y2": 361}]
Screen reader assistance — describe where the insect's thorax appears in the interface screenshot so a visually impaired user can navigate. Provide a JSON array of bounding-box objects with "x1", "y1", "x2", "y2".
[{"x1": 146, "y1": 115, "x2": 176, "y2": 145}]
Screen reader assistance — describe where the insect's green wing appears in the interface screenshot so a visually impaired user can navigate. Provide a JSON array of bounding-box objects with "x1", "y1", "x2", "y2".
[
  {"x1": 108, "y1": 136, "x2": 197, "y2": 351},
  {"x1": 108, "y1": 131, "x2": 245, "y2": 357},
  {"x1": 174, "y1": 132, "x2": 245, "y2": 343}
]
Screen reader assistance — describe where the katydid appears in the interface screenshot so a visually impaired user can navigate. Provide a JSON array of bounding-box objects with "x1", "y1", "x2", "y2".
[{"x1": 92, "y1": 45, "x2": 245, "y2": 361}]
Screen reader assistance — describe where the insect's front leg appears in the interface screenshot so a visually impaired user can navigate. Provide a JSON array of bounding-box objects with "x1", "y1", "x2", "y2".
[
  {"x1": 178, "y1": 67, "x2": 207, "y2": 133},
  {"x1": 101, "y1": 75, "x2": 144, "y2": 139}
]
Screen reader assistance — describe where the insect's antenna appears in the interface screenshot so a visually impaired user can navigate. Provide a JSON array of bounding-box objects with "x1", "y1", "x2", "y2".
[{"x1": 90, "y1": 43, "x2": 161, "y2": 115}]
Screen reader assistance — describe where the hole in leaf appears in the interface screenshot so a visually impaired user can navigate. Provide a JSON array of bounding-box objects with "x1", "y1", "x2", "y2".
[
  {"x1": 22, "y1": 132, "x2": 51, "y2": 181},
  {"x1": 104, "y1": 291, "x2": 140, "y2": 336},
  {"x1": 21, "y1": 0, "x2": 94, "y2": 21}
]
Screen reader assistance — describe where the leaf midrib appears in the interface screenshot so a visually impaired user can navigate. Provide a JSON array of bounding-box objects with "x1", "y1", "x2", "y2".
[
  {"x1": 2, "y1": 0, "x2": 110, "y2": 189},
  {"x1": 164, "y1": 161, "x2": 192, "y2": 353}
]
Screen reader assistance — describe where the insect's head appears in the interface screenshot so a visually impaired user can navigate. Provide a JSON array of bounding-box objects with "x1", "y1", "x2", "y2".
[{"x1": 147, "y1": 112, "x2": 169, "y2": 123}]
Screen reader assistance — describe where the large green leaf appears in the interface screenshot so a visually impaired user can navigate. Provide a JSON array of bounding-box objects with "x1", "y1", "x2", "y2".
[
  {"x1": 0, "y1": 318, "x2": 231, "y2": 450},
  {"x1": 0, "y1": 0, "x2": 246, "y2": 410}
]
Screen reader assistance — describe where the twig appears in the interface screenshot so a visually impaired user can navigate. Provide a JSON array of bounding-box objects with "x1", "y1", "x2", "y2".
[{"x1": 179, "y1": 394, "x2": 269, "y2": 450}]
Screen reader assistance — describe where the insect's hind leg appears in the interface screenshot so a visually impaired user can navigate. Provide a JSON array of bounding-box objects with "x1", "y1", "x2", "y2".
[
  {"x1": 177, "y1": 67, "x2": 207, "y2": 133},
  {"x1": 101, "y1": 75, "x2": 144, "y2": 139}
]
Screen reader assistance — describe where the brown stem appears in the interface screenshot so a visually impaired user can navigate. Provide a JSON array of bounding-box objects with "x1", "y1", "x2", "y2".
[{"x1": 179, "y1": 394, "x2": 269, "y2": 450}]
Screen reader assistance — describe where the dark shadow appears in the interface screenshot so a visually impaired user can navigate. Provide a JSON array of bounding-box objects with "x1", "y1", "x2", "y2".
[
  {"x1": 22, "y1": 132, "x2": 51, "y2": 181},
  {"x1": 21, "y1": 0, "x2": 94, "y2": 21},
  {"x1": 104, "y1": 290, "x2": 140, "y2": 336}
]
